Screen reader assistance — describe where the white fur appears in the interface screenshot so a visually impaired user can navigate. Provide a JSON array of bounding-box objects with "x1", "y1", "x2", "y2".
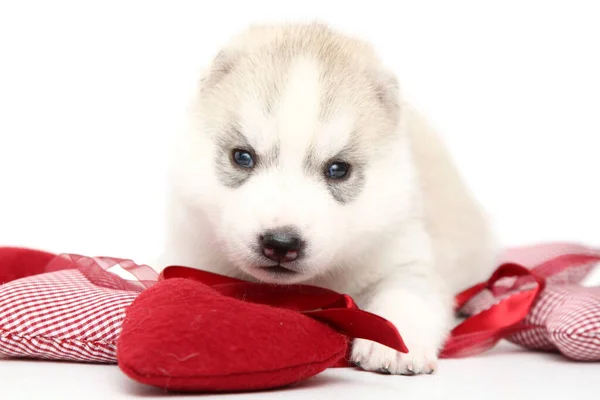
[{"x1": 159, "y1": 22, "x2": 500, "y2": 375}]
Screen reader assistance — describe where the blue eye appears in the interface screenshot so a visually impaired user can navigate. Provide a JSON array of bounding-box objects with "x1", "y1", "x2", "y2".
[
  {"x1": 232, "y1": 149, "x2": 255, "y2": 168},
  {"x1": 326, "y1": 161, "x2": 350, "y2": 179}
]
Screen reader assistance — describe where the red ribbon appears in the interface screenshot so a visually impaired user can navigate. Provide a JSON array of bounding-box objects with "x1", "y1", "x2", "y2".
[
  {"x1": 440, "y1": 263, "x2": 545, "y2": 358},
  {"x1": 162, "y1": 245, "x2": 600, "y2": 362},
  {"x1": 440, "y1": 250, "x2": 600, "y2": 358},
  {"x1": 161, "y1": 266, "x2": 409, "y2": 358}
]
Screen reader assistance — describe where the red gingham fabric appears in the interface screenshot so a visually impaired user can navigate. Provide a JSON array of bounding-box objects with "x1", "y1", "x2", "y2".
[{"x1": 0, "y1": 254, "x2": 157, "y2": 363}]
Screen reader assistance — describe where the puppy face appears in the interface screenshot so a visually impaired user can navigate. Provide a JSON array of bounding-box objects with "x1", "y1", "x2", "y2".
[{"x1": 175, "y1": 25, "x2": 415, "y2": 283}]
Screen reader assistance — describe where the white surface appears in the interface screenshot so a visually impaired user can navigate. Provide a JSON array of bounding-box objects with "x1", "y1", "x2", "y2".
[
  {"x1": 1, "y1": 1, "x2": 600, "y2": 399},
  {"x1": 2, "y1": 342, "x2": 600, "y2": 399}
]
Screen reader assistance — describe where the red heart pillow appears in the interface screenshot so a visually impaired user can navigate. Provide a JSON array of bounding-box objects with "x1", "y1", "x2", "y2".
[
  {"x1": 117, "y1": 277, "x2": 349, "y2": 392},
  {"x1": 117, "y1": 267, "x2": 408, "y2": 392}
]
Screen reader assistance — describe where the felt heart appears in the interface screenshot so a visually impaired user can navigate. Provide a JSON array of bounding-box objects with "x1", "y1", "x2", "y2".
[
  {"x1": 118, "y1": 266, "x2": 408, "y2": 392},
  {"x1": 117, "y1": 277, "x2": 351, "y2": 392}
]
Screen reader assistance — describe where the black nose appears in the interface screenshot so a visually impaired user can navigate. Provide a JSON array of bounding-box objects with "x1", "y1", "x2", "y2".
[{"x1": 260, "y1": 227, "x2": 303, "y2": 262}]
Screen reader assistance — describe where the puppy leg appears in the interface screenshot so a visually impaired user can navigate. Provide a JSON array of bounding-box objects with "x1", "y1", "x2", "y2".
[{"x1": 351, "y1": 267, "x2": 454, "y2": 375}]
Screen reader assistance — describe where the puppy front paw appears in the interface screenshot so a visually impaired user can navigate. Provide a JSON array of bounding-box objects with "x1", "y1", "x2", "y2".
[
  {"x1": 351, "y1": 278, "x2": 452, "y2": 375},
  {"x1": 351, "y1": 337, "x2": 438, "y2": 375}
]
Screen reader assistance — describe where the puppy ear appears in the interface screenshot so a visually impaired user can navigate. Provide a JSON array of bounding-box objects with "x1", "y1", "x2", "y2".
[
  {"x1": 373, "y1": 68, "x2": 400, "y2": 111},
  {"x1": 199, "y1": 49, "x2": 238, "y2": 92}
]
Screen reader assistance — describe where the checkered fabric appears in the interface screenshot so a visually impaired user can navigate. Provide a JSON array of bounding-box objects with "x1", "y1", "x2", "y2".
[{"x1": 0, "y1": 254, "x2": 156, "y2": 363}]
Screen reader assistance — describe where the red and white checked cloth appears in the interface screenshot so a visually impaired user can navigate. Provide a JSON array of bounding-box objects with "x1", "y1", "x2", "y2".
[
  {"x1": 0, "y1": 254, "x2": 157, "y2": 363},
  {"x1": 0, "y1": 243, "x2": 599, "y2": 364}
]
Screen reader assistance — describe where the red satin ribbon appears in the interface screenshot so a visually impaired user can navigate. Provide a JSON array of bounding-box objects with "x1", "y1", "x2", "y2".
[
  {"x1": 164, "y1": 264, "x2": 544, "y2": 361},
  {"x1": 440, "y1": 263, "x2": 545, "y2": 358},
  {"x1": 161, "y1": 266, "x2": 408, "y2": 357},
  {"x1": 161, "y1": 245, "x2": 600, "y2": 362}
]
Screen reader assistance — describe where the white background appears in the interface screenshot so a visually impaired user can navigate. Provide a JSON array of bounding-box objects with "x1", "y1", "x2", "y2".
[
  {"x1": 1, "y1": 1, "x2": 600, "y2": 399},
  {"x1": 1, "y1": 1, "x2": 599, "y2": 265}
]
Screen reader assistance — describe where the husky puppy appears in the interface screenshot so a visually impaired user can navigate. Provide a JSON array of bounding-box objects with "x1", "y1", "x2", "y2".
[{"x1": 159, "y1": 22, "x2": 498, "y2": 375}]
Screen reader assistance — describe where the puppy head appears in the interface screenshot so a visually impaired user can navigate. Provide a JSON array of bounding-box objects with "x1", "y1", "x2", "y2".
[{"x1": 174, "y1": 23, "x2": 415, "y2": 283}]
